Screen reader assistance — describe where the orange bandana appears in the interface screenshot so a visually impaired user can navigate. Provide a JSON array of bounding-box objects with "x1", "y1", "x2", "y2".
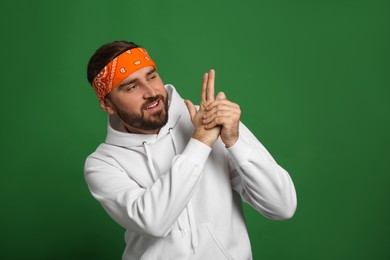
[{"x1": 92, "y1": 47, "x2": 156, "y2": 102}]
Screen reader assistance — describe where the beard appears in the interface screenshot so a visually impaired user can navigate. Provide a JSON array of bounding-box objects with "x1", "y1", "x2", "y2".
[{"x1": 111, "y1": 94, "x2": 169, "y2": 131}]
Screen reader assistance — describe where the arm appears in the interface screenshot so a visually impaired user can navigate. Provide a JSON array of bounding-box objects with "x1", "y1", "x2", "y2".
[
  {"x1": 202, "y1": 72, "x2": 296, "y2": 219},
  {"x1": 85, "y1": 138, "x2": 211, "y2": 237},
  {"x1": 227, "y1": 122, "x2": 297, "y2": 220}
]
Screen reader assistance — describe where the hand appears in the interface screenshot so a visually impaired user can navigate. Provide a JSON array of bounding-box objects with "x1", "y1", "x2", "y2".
[
  {"x1": 202, "y1": 91, "x2": 241, "y2": 148},
  {"x1": 185, "y1": 69, "x2": 221, "y2": 147}
]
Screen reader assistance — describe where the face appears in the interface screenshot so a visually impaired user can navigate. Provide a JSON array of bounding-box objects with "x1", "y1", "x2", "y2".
[{"x1": 101, "y1": 66, "x2": 169, "y2": 134}]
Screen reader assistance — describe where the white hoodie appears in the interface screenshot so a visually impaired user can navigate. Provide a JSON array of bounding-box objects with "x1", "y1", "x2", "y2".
[{"x1": 84, "y1": 84, "x2": 297, "y2": 260}]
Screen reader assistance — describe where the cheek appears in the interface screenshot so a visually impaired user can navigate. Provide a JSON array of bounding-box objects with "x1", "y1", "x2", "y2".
[
  {"x1": 115, "y1": 96, "x2": 143, "y2": 112},
  {"x1": 157, "y1": 84, "x2": 168, "y2": 98},
  {"x1": 155, "y1": 77, "x2": 165, "y2": 90}
]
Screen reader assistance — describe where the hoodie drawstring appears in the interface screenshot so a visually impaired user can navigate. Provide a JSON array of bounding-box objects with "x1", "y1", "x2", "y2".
[
  {"x1": 142, "y1": 141, "x2": 158, "y2": 181},
  {"x1": 169, "y1": 128, "x2": 198, "y2": 254},
  {"x1": 168, "y1": 128, "x2": 178, "y2": 155},
  {"x1": 187, "y1": 202, "x2": 199, "y2": 253},
  {"x1": 167, "y1": 128, "x2": 185, "y2": 236}
]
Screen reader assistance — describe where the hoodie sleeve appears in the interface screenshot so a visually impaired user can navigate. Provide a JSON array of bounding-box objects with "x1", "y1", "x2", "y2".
[
  {"x1": 227, "y1": 122, "x2": 297, "y2": 220},
  {"x1": 84, "y1": 138, "x2": 211, "y2": 238}
]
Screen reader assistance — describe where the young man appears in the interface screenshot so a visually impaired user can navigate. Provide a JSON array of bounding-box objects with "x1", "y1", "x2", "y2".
[{"x1": 85, "y1": 40, "x2": 297, "y2": 260}]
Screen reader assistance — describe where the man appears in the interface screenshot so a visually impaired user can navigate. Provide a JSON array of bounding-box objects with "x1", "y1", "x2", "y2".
[{"x1": 84, "y1": 40, "x2": 297, "y2": 260}]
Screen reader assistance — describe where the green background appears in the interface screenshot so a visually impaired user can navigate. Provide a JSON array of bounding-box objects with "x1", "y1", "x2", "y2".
[{"x1": 0, "y1": 0, "x2": 389, "y2": 259}]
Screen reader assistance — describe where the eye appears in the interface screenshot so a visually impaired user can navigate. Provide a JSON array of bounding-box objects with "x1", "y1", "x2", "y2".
[
  {"x1": 126, "y1": 85, "x2": 137, "y2": 92},
  {"x1": 148, "y1": 74, "x2": 157, "y2": 80}
]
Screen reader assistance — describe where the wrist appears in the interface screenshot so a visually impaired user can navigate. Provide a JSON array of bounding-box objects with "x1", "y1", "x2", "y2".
[
  {"x1": 224, "y1": 136, "x2": 238, "y2": 148},
  {"x1": 192, "y1": 132, "x2": 214, "y2": 147}
]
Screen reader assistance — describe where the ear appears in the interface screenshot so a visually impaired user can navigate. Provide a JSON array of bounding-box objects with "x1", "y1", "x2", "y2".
[{"x1": 100, "y1": 99, "x2": 116, "y2": 115}]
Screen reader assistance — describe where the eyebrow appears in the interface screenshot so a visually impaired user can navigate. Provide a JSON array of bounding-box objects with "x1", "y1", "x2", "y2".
[
  {"x1": 117, "y1": 68, "x2": 157, "y2": 90},
  {"x1": 146, "y1": 68, "x2": 156, "y2": 76}
]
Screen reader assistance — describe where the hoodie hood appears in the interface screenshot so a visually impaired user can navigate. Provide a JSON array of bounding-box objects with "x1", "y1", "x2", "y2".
[{"x1": 105, "y1": 84, "x2": 184, "y2": 148}]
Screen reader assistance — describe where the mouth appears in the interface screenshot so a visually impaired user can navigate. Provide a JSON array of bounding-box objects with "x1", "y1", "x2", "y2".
[{"x1": 144, "y1": 99, "x2": 161, "y2": 111}]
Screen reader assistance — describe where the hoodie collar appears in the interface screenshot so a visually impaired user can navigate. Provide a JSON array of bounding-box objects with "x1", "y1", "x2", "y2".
[{"x1": 105, "y1": 84, "x2": 184, "y2": 148}]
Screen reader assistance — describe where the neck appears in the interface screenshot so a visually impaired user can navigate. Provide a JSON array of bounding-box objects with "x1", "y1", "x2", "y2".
[{"x1": 124, "y1": 124, "x2": 160, "y2": 135}]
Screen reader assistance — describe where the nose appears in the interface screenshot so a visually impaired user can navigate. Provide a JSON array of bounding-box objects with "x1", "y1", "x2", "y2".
[{"x1": 142, "y1": 82, "x2": 157, "y2": 98}]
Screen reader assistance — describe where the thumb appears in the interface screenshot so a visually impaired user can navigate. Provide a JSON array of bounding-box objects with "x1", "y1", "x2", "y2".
[
  {"x1": 216, "y1": 91, "x2": 226, "y2": 101},
  {"x1": 184, "y1": 99, "x2": 196, "y2": 120}
]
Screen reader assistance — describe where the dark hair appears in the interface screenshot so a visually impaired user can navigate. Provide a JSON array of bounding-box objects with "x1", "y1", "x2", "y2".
[{"x1": 87, "y1": 41, "x2": 140, "y2": 85}]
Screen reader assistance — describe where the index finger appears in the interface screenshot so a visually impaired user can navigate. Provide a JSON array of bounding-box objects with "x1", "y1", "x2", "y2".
[
  {"x1": 201, "y1": 72, "x2": 208, "y2": 105},
  {"x1": 206, "y1": 69, "x2": 215, "y2": 104}
]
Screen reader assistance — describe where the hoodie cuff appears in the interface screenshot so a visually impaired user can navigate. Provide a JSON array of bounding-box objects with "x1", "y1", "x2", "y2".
[
  {"x1": 182, "y1": 138, "x2": 212, "y2": 167},
  {"x1": 226, "y1": 136, "x2": 252, "y2": 166}
]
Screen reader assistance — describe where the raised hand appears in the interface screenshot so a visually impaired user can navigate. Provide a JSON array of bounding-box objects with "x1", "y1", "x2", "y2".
[
  {"x1": 185, "y1": 69, "x2": 221, "y2": 147},
  {"x1": 202, "y1": 87, "x2": 241, "y2": 148}
]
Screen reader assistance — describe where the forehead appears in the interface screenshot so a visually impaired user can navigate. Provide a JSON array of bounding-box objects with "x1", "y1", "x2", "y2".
[{"x1": 121, "y1": 66, "x2": 156, "y2": 82}]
